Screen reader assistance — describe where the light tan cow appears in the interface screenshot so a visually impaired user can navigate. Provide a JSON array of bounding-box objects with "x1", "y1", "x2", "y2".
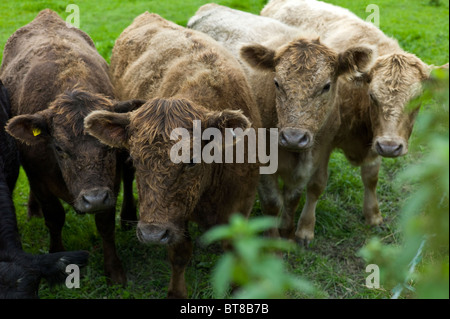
[
  {"x1": 188, "y1": 4, "x2": 377, "y2": 245},
  {"x1": 260, "y1": 0, "x2": 446, "y2": 244},
  {"x1": 262, "y1": 0, "x2": 439, "y2": 156}
]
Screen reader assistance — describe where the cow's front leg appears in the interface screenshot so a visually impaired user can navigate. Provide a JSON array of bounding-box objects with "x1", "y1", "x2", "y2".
[
  {"x1": 27, "y1": 190, "x2": 43, "y2": 218},
  {"x1": 258, "y1": 173, "x2": 282, "y2": 238},
  {"x1": 295, "y1": 154, "x2": 330, "y2": 247},
  {"x1": 279, "y1": 179, "x2": 303, "y2": 240},
  {"x1": 361, "y1": 157, "x2": 383, "y2": 226},
  {"x1": 167, "y1": 230, "x2": 193, "y2": 299},
  {"x1": 95, "y1": 209, "x2": 127, "y2": 285},
  {"x1": 30, "y1": 183, "x2": 65, "y2": 252}
]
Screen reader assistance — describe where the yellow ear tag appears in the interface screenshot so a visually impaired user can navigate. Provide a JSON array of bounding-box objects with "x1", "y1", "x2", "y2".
[{"x1": 32, "y1": 127, "x2": 41, "y2": 137}]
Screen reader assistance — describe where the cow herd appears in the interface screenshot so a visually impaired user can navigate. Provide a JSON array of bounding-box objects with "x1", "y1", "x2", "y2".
[{"x1": 0, "y1": 0, "x2": 445, "y2": 299}]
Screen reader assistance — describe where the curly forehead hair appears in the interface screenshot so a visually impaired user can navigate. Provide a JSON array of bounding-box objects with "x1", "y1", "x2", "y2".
[
  {"x1": 50, "y1": 87, "x2": 113, "y2": 136},
  {"x1": 130, "y1": 98, "x2": 207, "y2": 143},
  {"x1": 276, "y1": 38, "x2": 338, "y2": 72}
]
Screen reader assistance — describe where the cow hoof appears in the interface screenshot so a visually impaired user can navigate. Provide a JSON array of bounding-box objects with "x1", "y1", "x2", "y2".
[
  {"x1": 295, "y1": 229, "x2": 314, "y2": 248},
  {"x1": 295, "y1": 237, "x2": 312, "y2": 249},
  {"x1": 365, "y1": 213, "x2": 383, "y2": 226}
]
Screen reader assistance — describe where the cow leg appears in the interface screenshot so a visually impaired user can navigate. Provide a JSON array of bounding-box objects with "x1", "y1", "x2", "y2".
[
  {"x1": 257, "y1": 173, "x2": 282, "y2": 237},
  {"x1": 360, "y1": 157, "x2": 383, "y2": 225},
  {"x1": 34, "y1": 191, "x2": 66, "y2": 253},
  {"x1": 27, "y1": 189, "x2": 43, "y2": 218},
  {"x1": 279, "y1": 176, "x2": 303, "y2": 240},
  {"x1": 94, "y1": 210, "x2": 127, "y2": 285},
  {"x1": 167, "y1": 229, "x2": 192, "y2": 299},
  {"x1": 120, "y1": 159, "x2": 137, "y2": 230},
  {"x1": 295, "y1": 154, "x2": 330, "y2": 247}
]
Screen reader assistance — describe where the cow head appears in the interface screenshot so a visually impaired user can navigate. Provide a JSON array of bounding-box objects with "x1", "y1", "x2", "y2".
[
  {"x1": 241, "y1": 38, "x2": 375, "y2": 151},
  {"x1": 6, "y1": 88, "x2": 143, "y2": 214},
  {"x1": 367, "y1": 53, "x2": 444, "y2": 157},
  {"x1": 84, "y1": 98, "x2": 251, "y2": 245}
]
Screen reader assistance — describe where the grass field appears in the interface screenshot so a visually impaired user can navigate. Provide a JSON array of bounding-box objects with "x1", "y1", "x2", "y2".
[{"x1": 1, "y1": 0, "x2": 449, "y2": 299}]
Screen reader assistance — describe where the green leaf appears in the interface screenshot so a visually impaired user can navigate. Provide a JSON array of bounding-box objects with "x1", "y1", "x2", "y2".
[
  {"x1": 201, "y1": 224, "x2": 234, "y2": 245},
  {"x1": 212, "y1": 253, "x2": 234, "y2": 299},
  {"x1": 234, "y1": 238, "x2": 261, "y2": 262},
  {"x1": 247, "y1": 216, "x2": 279, "y2": 234}
]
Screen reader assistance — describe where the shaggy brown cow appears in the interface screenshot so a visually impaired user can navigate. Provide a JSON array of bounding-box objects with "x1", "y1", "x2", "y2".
[
  {"x1": 84, "y1": 12, "x2": 261, "y2": 298},
  {"x1": 1, "y1": 9, "x2": 141, "y2": 284},
  {"x1": 259, "y1": 0, "x2": 447, "y2": 244},
  {"x1": 188, "y1": 4, "x2": 376, "y2": 244}
]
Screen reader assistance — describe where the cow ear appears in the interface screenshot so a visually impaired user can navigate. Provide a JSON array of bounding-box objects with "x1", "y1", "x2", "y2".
[
  {"x1": 204, "y1": 110, "x2": 252, "y2": 149},
  {"x1": 112, "y1": 99, "x2": 147, "y2": 113},
  {"x1": 206, "y1": 109, "x2": 252, "y2": 133},
  {"x1": 425, "y1": 62, "x2": 449, "y2": 80},
  {"x1": 434, "y1": 62, "x2": 449, "y2": 70},
  {"x1": 6, "y1": 111, "x2": 51, "y2": 146},
  {"x1": 84, "y1": 110, "x2": 131, "y2": 149},
  {"x1": 241, "y1": 44, "x2": 277, "y2": 70},
  {"x1": 337, "y1": 46, "x2": 376, "y2": 81}
]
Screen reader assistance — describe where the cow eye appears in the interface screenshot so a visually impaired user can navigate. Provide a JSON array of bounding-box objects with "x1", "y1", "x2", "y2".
[
  {"x1": 54, "y1": 145, "x2": 64, "y2": 153},
  {"x1": 369, "y1": 93, "x2": 379, "y2": 106},
  {"x1": 274, "y1": 79, "x2": 280, "y2": 89},
  {"x1": 54, "y1": 144, "x2": 70, "y2": 158},
  {"x1": 322, "y1": 82, "x2": 331, "y2": 94}
]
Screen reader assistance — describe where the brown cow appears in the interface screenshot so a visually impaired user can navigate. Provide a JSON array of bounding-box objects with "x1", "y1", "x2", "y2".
[
  {"x1": 1, "y1": 9, "x2": 142, "y2": 284},
  {"x1": 84, "y1": 13, "x2": 261, "y2": 298},
  {"x1": 188, "y1": 4, "x2": 376, "y2": 244},
  {"x1": 260, "y1": 0, "x2": 445, "y2": 244},
  {"x1": 0, "y1": 80, "x2": 89, "y2": 299}
]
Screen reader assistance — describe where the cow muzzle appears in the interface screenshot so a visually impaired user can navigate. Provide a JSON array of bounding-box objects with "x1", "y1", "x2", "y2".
[
  {"x1": 74, "y1": 187, "x2": 115, "y2": 213},
  {"x1": 136, "y1": 222, "x2": 176, "y2": 245},
  {"x1": 279, "y1": 127, "x2": 313, "y2": 151},
  {"x1": 374, "y1": 137, "x2": 407, "y2": 158}
]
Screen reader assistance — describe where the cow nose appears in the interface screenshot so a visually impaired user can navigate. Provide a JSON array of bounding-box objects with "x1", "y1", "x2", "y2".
[
  {"x1": 137, "y1": 223, "x2": 171, "y2": 245},
  {"x1": 77, "y1": 188, "x2": 114, "y2": 213},
  {"x1": 279, "y1": 128, "x2": 312, "y2": 150},
  {"x1": 375, "y1": 141, "x2": 404, "y2": 157},
  {"x1": 82, "y1": 192, "x2": 108, "y2": 206}
]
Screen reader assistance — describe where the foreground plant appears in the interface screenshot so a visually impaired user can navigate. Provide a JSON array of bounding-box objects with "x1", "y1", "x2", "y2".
[{"x1": 202, "y1": 214, "x2": 316, "y2": 298}]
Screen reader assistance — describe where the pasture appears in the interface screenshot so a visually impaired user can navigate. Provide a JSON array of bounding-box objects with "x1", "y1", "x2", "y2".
[{"x1": 0, "y1": 0, "x2": 448, "y2": 299}]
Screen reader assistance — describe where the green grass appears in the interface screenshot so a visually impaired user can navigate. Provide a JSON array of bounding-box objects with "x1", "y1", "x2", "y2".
[{"x1": 1, "y1": 0, "x2": 449, "y2": 299}]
